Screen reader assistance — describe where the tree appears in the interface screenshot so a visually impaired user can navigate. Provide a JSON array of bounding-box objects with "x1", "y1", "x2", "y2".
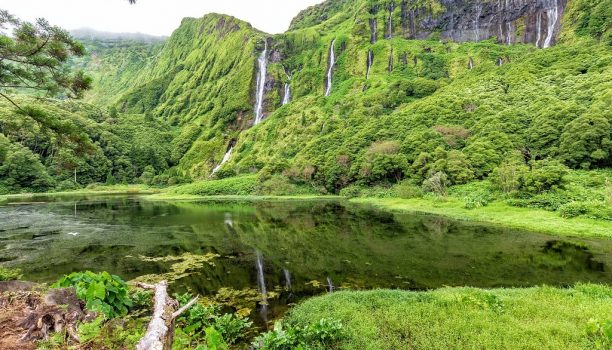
[
  {"x1": 0, "y1": 10, "x2": 91, "y2": 110},
  {"x1": 559, "y1": 114, "x2": 612, "y2": 169}
]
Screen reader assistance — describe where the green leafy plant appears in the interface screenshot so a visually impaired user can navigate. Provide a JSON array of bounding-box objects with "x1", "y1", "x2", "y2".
[
  {"x1": 0, "y1": 267, "x2": 22, "y2": 281},
  {"x1": 559, "y1": 201, "x2": 589, "y2": 218},
  {"x1": 586, "y1": 319, "x2": 612, "y2": 349},
  {"x1": 174, "y1": 293, "x2": 252, "y2": 346},
  {"x1": 252, "y1": 318, "x2": 343, "y2": 350},
  {"x1": 53, "y1": 271, "x2": 132, "y2": 318}
]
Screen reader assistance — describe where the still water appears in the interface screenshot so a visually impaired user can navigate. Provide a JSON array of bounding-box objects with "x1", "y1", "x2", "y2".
[{"x1": 1, "y1": 195, "x2": 610, "y2": 326}]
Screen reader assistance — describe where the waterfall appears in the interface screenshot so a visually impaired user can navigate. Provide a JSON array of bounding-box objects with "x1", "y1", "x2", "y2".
[
  {"x1": 388, "y1": 48, "x2": 394, "y2": 74},
  {"x1": 255, "y1": 251, "x2": 268, "y2": 322},
  {"x1": 497, "y1": 57, "x2": 503, "y2": 66},
  {"x1": 474, "y1": 2, "x2": 482, "y2": 40},
  {"x1": 282, "y1": 83, "x2": 291, "y2": 105},
  {"x1": 325, "y1": 39, "x2": 336, "y2": 97},
  {"x1": 369, "y1": 18, "x2": 377, "y2": 44},
  {"x1": 326, "y1": 277, "x2": 334, "y2": 293},
  {"x1": 366, "y1": 50, "x2": 373, "y2": 79},
  {"x1": 211, "y1": 146, "x2": 233, "y2": 176},
  {"x1": 543, "y1": 0, "x2": 559, "y2": 48},
  {"x1": 386, "y1": 2, "x2": 394, "y2": 39},
  {"x1": 254, "y1": 41, "x2": 268, "y2": 124},
  {"x1": 535, "y1": 12, "x2": 543, "y2": 48},
  {"x1": 506, "y1": 22, "x2": 512, "y2": 45},
  {"x1": 283, "y1": 269, "x2": 292, "y2": 290},
  {"x1": 468, "y1": 57, "x2": 474, "y2": 70}
]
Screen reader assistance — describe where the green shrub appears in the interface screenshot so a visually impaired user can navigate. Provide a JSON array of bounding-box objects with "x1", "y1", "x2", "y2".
[
  {"x1": 174, "y1": 175, "x2": 257, "y2": 196},
  {"x1": 55, "y1": 179, "x2": 80, "y2": 192},
  {"x1": 252, "y1": 318, "x2": 343, "y2": 350},
  {"x1": 463, "y1": 191, "x2": 491, "y2": 209},
  {"x1": 559, "y1": 202, "x2": 589, "y2": 218},
  {"x1": 0, "y1": 267, "x2": 22, "y2": 281},
  {"x1": 339, "y1": 185, "x2": 364, "y2": 198},
  {"x1": 422, "y1": 171, "x2": 449, "y2": 197},
  {"x1": 53, "y1": 271, "x2": 132, "y2": 318},
  {"x1": 174, "y1": 293, "x2": 252, "y2": 346},
  {"x1": 584, "y1": 202, "x2": 612, "y2": 221},
  {"x1": 522, "y1": 160, "x2": 568, "y2": 194},
  {"x1": 393, "y1": 181, "x2": 423, "y2": 199},
  {"x1": 586, "y1": 319, "x2": 612, "y2": 350}
]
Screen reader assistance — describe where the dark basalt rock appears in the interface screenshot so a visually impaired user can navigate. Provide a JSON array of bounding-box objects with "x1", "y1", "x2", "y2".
[{"x1": 374, "y1": 0, "x2": 566, "y2": 47}]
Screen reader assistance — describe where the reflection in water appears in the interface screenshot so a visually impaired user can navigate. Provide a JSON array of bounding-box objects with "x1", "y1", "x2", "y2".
[
  {"x1": 255, "y1": 251, "x2": 268, "y2": 325},
  {"x1": 283, "y1": 269, "x2": 292, "y2": 291},
  {"x1": 0, "y1": 196, "x2": 611, "y2": 326},
  {"x1": 326, "y1": 277, "x2": 334, "y2": 293}
]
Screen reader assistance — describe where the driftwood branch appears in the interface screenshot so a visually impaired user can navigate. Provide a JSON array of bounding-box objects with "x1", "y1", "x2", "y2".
[
  {"x1": 135, "y1": 281, "x2": 198, "y2": 350},
  {"x1": 172, "y1": 296, "x2": 198, "y2": 320}
]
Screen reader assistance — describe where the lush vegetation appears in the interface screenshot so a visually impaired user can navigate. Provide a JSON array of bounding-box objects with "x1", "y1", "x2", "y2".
[
  {"x1": 1, "y1": 0, "x2": 611, "y2": 200},
  {"x1": 287, "y1": 284, "x2": 612, "y2": 350},
  {"x1": 53, "y1": 271, "x2": 133, "y2": 318}
]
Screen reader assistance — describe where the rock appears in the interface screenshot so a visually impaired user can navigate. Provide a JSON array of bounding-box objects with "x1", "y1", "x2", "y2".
[{"x1": 0, "y1": 281, "x2": 37, "y2": 293}]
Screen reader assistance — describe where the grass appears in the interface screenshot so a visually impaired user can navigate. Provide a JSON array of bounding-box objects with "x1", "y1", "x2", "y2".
[
  {"x1": 351, "y1": 197, "x2": 612, "y2": 238},
  {"x1": 288, "y1": 284, "x2": 612, "y2": 350},
  {"x1": 0, "y1": 184, "x2": 157, "y2": 202}
]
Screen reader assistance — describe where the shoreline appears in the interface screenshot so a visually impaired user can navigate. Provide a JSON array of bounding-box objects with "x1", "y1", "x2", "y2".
[{"x1": 2, "y1": 189, "x2": 611, "y2": 239}]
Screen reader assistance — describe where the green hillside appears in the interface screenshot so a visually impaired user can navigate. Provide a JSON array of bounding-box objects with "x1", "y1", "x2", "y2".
[{"x1": 1, "y1": 0, "x2": 611, "y2": 212}]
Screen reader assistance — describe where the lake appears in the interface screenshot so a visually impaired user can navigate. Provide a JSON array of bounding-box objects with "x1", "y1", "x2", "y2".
[{"x1": 1, "y1": 195, "x2": 610, "y2": 327}]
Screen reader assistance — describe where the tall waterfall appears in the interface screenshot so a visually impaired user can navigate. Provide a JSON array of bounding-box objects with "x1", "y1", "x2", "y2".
[
  {"x1": 366, "y1": 50, "x2": 373, "y2": 79},
  {"x1": 369, "y1": 18, "x2": 377, "y2": 44},
  {"x1": 211, "y1": 146, "x2": 233, "y2": 176},
  {"x1": 325, "y1": 39, "x2": 336, "y2": 97},
  {"x1": 474, "y1": 2, "x2": 482, "y2": 40},
  {"x1": 254, "y1": 41, "x2": 268, "y2": 124},
  {"x1": 386, "y1": 2, "x2": 394, "y2": 39},
  {"x1": 542, "y1": 0, "x2": 559, "y2": 48}
]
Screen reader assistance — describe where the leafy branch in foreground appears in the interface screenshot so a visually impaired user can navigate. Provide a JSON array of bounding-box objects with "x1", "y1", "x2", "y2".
[{"x1": 0, "y1": 9, "x2": 91, "y2": 109}]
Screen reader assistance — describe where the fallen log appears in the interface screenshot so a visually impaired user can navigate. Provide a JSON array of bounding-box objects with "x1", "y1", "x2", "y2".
[{"x1": 136, "y1": 281, "x2": 198, "y2": 350}]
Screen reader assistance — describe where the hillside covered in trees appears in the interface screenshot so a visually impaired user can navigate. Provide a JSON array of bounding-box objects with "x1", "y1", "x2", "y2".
[{"x1": 1, "y1": 0, "x2": 611, "y2": 209}]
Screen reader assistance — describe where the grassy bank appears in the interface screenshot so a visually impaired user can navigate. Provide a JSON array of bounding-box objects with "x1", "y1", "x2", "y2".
[
  {"x1": 351, "y1": 197, "x2": 612, "y2": 238},
  {"x1": 0, "y1": 184, "x2": 158, "y2": 203},
  {"x1": 288, "y1": 285, "x2": 612, "y2": 350}
]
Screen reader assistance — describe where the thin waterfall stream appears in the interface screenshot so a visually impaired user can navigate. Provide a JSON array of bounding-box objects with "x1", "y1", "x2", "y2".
[
  {"x1": 325, "y1": 39, "x2": 336, "y2": 97},
  {"x1": 254, "y1": 41, "x2": 268, "y2": 124}
]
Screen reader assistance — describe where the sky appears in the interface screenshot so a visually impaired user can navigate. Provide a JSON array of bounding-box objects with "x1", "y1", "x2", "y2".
[{"x1": 1, "y1": 0, "x2": 325, "y2": 36}]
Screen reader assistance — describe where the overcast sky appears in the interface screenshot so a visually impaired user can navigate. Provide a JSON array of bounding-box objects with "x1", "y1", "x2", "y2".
[{"x1": 1, "y1": 0, "x2": 325, "y2": 36}]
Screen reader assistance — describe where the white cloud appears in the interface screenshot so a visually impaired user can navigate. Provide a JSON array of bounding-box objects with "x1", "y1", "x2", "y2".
[{"x1": 1, "y1": 0, "x2": 325, "y2": 35}]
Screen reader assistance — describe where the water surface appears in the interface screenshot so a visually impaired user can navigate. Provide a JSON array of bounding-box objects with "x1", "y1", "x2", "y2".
[{"x1": 1, "y1": 195, "x2": 610, "y2": 326}]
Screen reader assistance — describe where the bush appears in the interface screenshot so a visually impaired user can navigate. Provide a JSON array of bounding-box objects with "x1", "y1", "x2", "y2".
[
  {"x1": 393, "y1": 181, "x2": 423, "y2": 199},
  {"x1": 173, "y1": 175, "x2": 257, "y2": 196},
  {"x1": 252, "y1": 319, "x2": 343, "y2": 350},
  {"x1": 559, "y1": 202, "x2": 589, "y2": 218},
  {"x1": 0, "y1": 267, "x2": 22, "y2": 281},
  {"x1": 463, "y1": 191, "x2": 491, "y2": 209},
  {"x1": 522, "y1": 160, "x2": 568, "y2": 194},
  {"x1": 55, "y1": 179, "x2": 80, "y2": 192},
  {"x1": 53, "y1": 271, "x2": 132, "y2": 318},
  {"x1": 339, "y1": 185, "x2": 364, "y2": 198},
  {"x1": 422, "y1": 171, "x2": 449, "y2": 196}
]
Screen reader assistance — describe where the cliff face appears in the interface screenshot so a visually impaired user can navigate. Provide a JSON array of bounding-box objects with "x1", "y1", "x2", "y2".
[{"x1": 366, "y1": 0, "x2": 567, "y2": 48}]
